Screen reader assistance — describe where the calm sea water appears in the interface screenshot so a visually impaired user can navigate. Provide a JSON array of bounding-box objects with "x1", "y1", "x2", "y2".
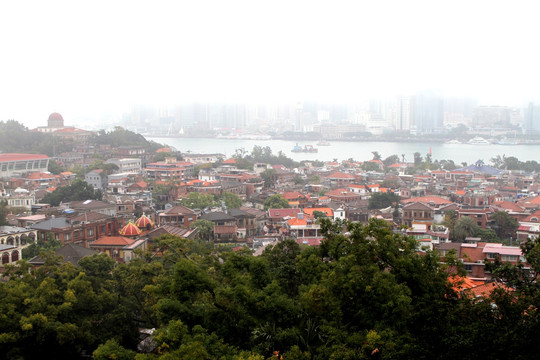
[{"x1": 146, "y1": 137, "x2": 540, "y2": 165}]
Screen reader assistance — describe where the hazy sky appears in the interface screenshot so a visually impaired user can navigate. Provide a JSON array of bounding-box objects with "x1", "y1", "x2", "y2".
[{"x1": 1, "y1": 0, "x2": 539, "y2": 128}]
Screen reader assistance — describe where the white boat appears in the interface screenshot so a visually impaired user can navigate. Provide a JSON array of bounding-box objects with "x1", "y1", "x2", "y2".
[
  {"x1": 467, "y1": 136, "x2": 490, "y2": 145},
  {"x1": 498, "y1": 136, "x2": 520, "y2": 145},
  {"x1": 317, "y1": 140, "x2": 331, "y2": 146},
  {"x1": 445, "y1": 139, "x2": 462, "y2": 144}
]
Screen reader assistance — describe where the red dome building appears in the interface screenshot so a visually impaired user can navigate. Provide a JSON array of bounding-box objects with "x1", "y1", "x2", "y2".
[
  {"x1": 119, "y1": 221, "x2": 142, "y2": 237},
  {"x1": 135, "y1": 214, "x2": 154, "y2": 230},
  {"x1": 48, "y1": 112, "x2": 64, "y2": 128}
]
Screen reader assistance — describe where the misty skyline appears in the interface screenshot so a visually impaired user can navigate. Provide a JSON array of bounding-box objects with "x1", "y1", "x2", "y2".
[{"x1": 2, "y1": 0, "x2": 539, "y2": 128}]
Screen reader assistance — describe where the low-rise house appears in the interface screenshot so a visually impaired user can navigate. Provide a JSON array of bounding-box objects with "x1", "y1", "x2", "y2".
[
  {"x1": 199, "y1": 211, "x2": 238, "y2": 242},
  {"x1": 266, "y1": 208, "x2": 301, "y2": 234},
  {"x1": 144, "y1": 158, "x2": 195, "y2": 181},
  {"x1": 28, "y1": 243, "x2": 98, "y2": 267},
  {"x1": 105, "y1": 158, "x2": 142, "y2": 174},
  {"x1": 229, "y1": 208, "x2": 257, "y2": 238},
  {"x1": 1, "y1": 188, "x2": 35, "y2": 210},
  {"x1": 89, "y1": 236, "x2": 147, "y2": 262},
  {"x1": 70, "y1": 200, "x2": 117, "y2": 216},
  {"x1": 326, "y1": 188, "x2": 362, "y2": 203},
  {"x1": 284, "y1": 213, "x2": 322, "y2": 245},
  {"x1": 0, "y1": 226, "x2": 37, "y2": 266},
  {"x1": 183, "y1": 153, "x2": 225, "y2": 164},
  {"x1": 85, "y1": 169, "x2": 108, "y2": 190},
  {"x1": 157, "y1": 205, "x2": 197, "y2": 227},
  {"x1": 30, "y1": 212, "x2": 123, "y2": 245},
  {"x1": 402, "y1": 202, "x2": 435, "y2": 228}
]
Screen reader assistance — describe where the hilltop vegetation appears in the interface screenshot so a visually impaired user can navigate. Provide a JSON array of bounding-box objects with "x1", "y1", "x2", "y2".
[
  {"x1": 2, "y1": 219, "x2": 540, "y2": 359},
  {"x1": 0, "y1": 120, "x2": 72, "y2": 156},
  {"x1": 0, "y1": 121, "x2": 162, "y2": 156}
]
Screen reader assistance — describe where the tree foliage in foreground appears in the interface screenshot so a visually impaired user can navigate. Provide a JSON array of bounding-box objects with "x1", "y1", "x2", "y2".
[{"x1": 1, "y1": 220, "x2": 540, "y2": 359}]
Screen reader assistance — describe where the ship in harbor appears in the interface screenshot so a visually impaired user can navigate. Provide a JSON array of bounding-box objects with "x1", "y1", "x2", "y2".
[{"x1": 291, "y1": 143, "x2": 318, "y2": 153}]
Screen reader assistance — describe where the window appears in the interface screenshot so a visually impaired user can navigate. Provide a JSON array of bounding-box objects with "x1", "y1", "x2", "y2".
[
  {"x1": 464, "y1": 264, "x2": 473, "y2": 272},
  {"x1": 501, "y1": 255, "x2": 518, "y2": 262},
  {"x1": 64, "y1": 233, "x2": 71, "y2": 241},
  {"x1": 487, "y1": 253, "x2": 497, "y2": 259},
  {"x1": 87, "y1": 228, "x2": 94, "y2": 237}
]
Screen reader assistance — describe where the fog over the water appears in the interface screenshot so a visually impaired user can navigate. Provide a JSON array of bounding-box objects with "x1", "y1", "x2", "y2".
[
  {"x1": 149, "y1": 137, "x2": 540, "y2": 165},
  {"x1": 1, "y1": 0, "x2": 539, "y2": 128}
]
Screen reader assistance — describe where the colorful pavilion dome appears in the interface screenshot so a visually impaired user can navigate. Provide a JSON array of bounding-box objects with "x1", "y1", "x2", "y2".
[
  {"x1": 135, "y1": 214, "x2": 154, "y2": 229},
  {"x1": 119, "y1": 221, "x2": 142, "y2": 236}
]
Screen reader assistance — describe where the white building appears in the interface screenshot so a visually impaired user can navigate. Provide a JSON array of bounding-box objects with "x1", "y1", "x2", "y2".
[{"x1": 105, "y1": 158, "x2": 142, "y2": 174}]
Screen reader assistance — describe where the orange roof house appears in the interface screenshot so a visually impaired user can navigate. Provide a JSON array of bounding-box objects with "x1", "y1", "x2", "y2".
[
  {"x1": 303, "y1": 207, "x2": 334, "y2": 218},
  {"x1": 401, "y1": 196, "x2": 452, "y2": 205}
]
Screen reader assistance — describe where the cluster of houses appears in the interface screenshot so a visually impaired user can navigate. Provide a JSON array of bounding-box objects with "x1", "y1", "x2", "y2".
[{"x1": 1, "y1": 118, "x2": 540, "y2": 290}]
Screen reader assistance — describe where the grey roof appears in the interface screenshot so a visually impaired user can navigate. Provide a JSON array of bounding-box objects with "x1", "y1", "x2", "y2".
[
  {"x1": 228, "y1": 209, "x2": 256, "y2": 218},
  {"x1": 454, "y1": 161, "x2": 502, "y2": 176},
  {"x1": 160, "y1": 205, "x2": 196, "y2": 215},
  {"x1": 0, "y1": 244, "x2": 16, "y2": 251},
  {"x1": 71, "y1": 200, "x2": 114, "y2": 210},
  {"x1": 199, "y1": 211, "x2": 236, "y2": 222},
  {"x1": 0, "y1": 225, "x2": 32, "y2": 236},
  {"x1": 28, "y1": 243, "x2": 98, "y2": 266},
  {"x1": 145, "y1": 225, "x2": 198, "y2": 240},
  {"x1": 30, "y1": 217, "x2": 71, "y2": 231}
]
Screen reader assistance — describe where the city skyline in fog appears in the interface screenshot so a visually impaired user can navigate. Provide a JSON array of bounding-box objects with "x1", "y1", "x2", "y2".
[{"x1": 1, "y1": 0, "x2": 539, "y2": 128}]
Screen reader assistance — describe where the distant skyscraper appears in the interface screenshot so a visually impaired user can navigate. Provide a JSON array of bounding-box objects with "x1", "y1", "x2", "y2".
[
  {"x1": 525, "y1": 102, "x2": 540, "y2": 134},
  {"x1": 295, "y1": 101, "x2": 303, "y2": 132},
  {"x1": 410, "y1": 90, "x2": 444, "y2": 133},
  {"x1": 396, "y1": 96, "x2": 411, "y2": 131}
]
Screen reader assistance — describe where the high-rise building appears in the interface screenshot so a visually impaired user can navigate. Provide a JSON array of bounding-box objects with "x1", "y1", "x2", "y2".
[
  {"x1": 525, "y1": 102, "x2": 540, "y2": 134},
  {"x1": 410, "y1": 90, "x2": 444, "y2": 133}
]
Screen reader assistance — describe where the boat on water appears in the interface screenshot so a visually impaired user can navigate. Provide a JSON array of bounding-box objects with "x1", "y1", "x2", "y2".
[
  {"x1": 467, "y1": 136, "x2": 490, "y2": 145},
  {"x1": 445, "y1": 139, "x2": 462, "y2": 144},
  {"x1": 498, "y1": 136, "x2": 520, "y2": 145},
  {"x1": 317, "y1": 140, "x2": 331, "y2": 146},
  {"x1": 291, "y1": 143, "x2": 318, "y2": 153}
]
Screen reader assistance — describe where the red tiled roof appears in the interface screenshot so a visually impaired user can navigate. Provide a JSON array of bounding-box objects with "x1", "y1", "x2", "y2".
[
  {"x1": 214, "y1": 225, "x2": 237, "y2": 234},
  {"x1": 297, "y1": 238, "x2": 322, "y2": 246},
  {"x1": 0, "y1": 153, "x2": 48, "y2": 162},
  {"x1": 493, "y1": 201, "x2": 525, "y2": 213},
  {"x1": 268, "y1": 208, "x2": 300, "y2": 218},
  {"x1": 327, "y1": 172, "x2": 354, "y2": 179},
  {"x1": 25, "y1": 172, "x2": 55, "y2": 180},
  {"x1": 326, "y1": 188, "x2": 361, "y2": 197},
  {"x1": 402, "y1": 196, "x2": 452, "y2": 205},
  {"x1": 303, "y1": 208, "x2": 333, "y2": 217},
  {"x1": 91, "y1": 236, "x2": 135, "y2": 246},
  {"x1": 281, "y1": 191, "x2": 306, "y2": 200},
  {"x1": 519, "y1": 195, "x2": 540, "y2": 206}
]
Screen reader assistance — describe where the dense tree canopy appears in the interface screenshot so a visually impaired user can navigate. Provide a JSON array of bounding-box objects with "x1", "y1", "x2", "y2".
[
  {"x1": 2, "y1": 220, "x2": 540, "y2": 359},
  {"x1": 368, "y1": 191, "x2": 400, "y2": 209},
  {"x1": 264, "y1": 194, "x2": 289, "y2": 210},
  {"x1": 220, "y1": 192, "x2": 243, "y2": 209},
  {"x1": 179, "y1": 192, "x2": 217, "y2": 210},
  {"x1": 0, "y1": 120, "x2": 73, "y2": 156},
  {"x1": 42, "y1": 179, "x2": 103, "y2": 206},
  {"x1": 91, "y1": 127, "x2": 162, "y2": 152}
]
